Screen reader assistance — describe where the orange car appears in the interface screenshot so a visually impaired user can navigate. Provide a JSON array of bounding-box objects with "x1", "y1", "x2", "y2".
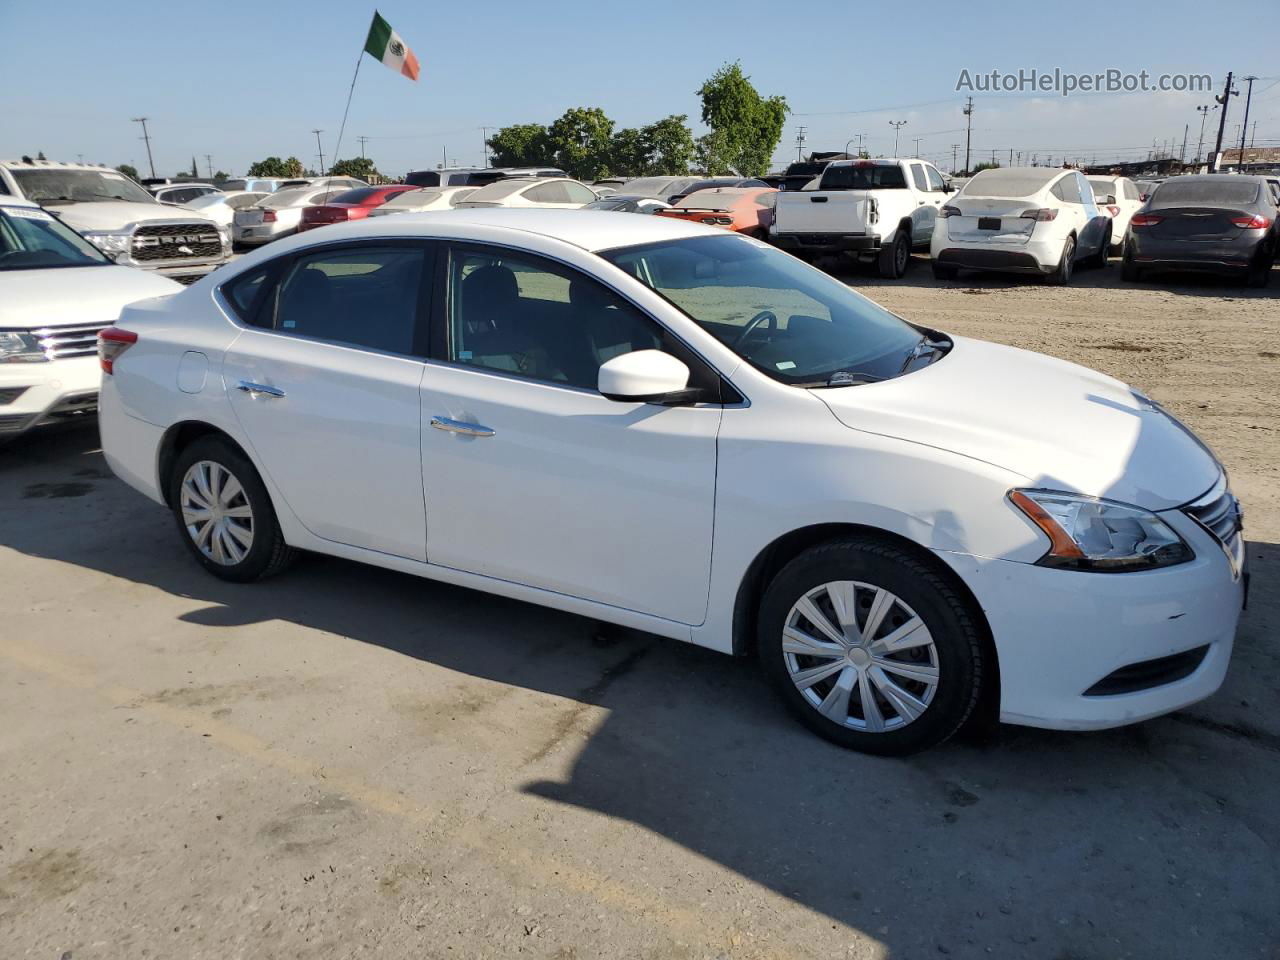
[{"x1": 655, "y1": 186, "x2": 778, "y2": 239}]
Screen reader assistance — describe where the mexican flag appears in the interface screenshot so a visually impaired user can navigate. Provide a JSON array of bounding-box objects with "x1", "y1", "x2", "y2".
[{"x1": 364, "y1": 11, "x2": 420, "y2": 81}]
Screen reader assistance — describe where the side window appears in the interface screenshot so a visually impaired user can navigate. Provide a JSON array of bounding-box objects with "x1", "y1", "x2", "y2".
[
  {"x1": 925, "y1": 166, "x2": 948, "y2": 192},
  {"x1": 222, "y1": 263, "x2": 277, "y2": 325},
  {"x1": 563, "y1": 181, "x2": 597, "y2": 204},
  {"x1": 445, "y1": 246, "x2": 667, "y2": 390},
  {"x1": 269, "y1": 246, "x2": 428, "y2": 354},
  {"x1": 1055, "y1": 175, "x2": 1081, "y2": 203},
  {"x1": 909, "y1": 164, "x2": 928, "y2": 192},
  {"x1": 1075, "y1": 173, "x2": 1094, "y2": 205},
  {"x1": 525, "y1": 182, "x2": 571, "y2": 204}
]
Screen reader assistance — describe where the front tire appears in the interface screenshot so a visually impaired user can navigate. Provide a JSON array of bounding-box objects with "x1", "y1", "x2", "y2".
[
  {"x1": 757, "y1": 539, "x2": 985, "y2": 756},
  {"x1": 169, "y1": 436, "x2": 295, "y2": 582},
  {"x1": 878, "y1": 229, "x2": 911, "y2": 279}
]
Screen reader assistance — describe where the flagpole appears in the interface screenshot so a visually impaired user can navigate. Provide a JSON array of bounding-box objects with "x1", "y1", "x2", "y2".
[{"x1": 332, "y1": 21, "x2": 371, "y2": 175}]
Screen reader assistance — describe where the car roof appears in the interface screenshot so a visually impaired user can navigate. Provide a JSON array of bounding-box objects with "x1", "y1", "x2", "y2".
[{"x1": 242, "y1": 208, "x2": 716, "y2": 254}]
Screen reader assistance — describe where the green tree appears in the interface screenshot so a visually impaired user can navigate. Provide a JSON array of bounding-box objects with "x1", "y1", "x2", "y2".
[
  {"x1": 213, "y1": 170, "x2": 230, "y2": 182},
  {"x1": 609, "y1": 127, "x2": 650, "y2": 176},
  {"x1": 971, "y1": 161, "x2": 1001, "y2": 173},
  {"x1": 117, "y1": 164, "x2": 140, "y2": 181},
  {"x1": 643, "y1": 115, "x2": 695, "y2": 175},
  {"x1": 330, "y1": 157, "x2": 379, "y2": 180},
  {"x1": 696, "y1": 62, "x2": 787, "y2": 176},
  {"x1": 247, "y1": 156, "x2": 304, "y2": 178},
  {"x1": 486, "y1": 124, "x2": 554, "y2": 168},
  {"x1": 548, "y1": 107, "x2": 615, "y2": 180}
]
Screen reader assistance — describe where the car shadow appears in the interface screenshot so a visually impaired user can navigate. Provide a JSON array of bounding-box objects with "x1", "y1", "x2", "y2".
[{"x1": 2, "y1": 426, "x2": 1278, "y2": 958}]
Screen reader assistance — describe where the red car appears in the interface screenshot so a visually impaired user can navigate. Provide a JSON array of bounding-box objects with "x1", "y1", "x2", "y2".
[{"x1": 299, "y1": 185, "x2": 421, "y2": 231}]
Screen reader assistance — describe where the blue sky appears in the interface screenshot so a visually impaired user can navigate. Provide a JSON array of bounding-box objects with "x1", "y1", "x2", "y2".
[{"x1": 3, "y1": 0, "x2": 1278, "y2": 178}]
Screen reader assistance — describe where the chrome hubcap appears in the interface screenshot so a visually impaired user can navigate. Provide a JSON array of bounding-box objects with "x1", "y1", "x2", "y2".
[
  {"x1": 782, "y1": 580, "x2": 939, "y2": 732},
  {"x1": 180, "y1": 460, "x2": 254, "y2": 566}
]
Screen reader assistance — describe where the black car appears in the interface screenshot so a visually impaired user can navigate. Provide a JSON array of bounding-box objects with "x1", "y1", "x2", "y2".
[
  {"x1": 1123, "y1": 176, "x2": 1277, "y2": 287},
  {"x1": 665, "y1": 177, "x2": 768, "y2": 205}
]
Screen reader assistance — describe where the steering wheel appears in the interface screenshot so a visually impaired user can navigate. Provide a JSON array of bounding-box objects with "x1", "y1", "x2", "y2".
[{"x1": 733, "y1": 310, "x2": 777, "y2": 348}]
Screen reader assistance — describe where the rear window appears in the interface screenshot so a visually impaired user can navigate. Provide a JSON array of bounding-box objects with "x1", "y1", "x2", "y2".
[
  {"x1": 330, "y1": 187, "x2": 380, "y2": 204},
  {"x1": 1151, "y1": 179, "x2": 1261, "y2": 206},
  {"x1": 405, "y1": 171, "x2": 442, "y2": 187},
  {"x1": 819, "y1": 164, "x2": 907, "y2": 190},
  {"x1": 960, "y1": 169, "x2": 1057, "y2": 199}
]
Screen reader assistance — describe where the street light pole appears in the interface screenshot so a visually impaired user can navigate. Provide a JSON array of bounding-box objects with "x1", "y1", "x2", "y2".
[
  {"x1": 962, "y1": 96, "x2": 974, "y2": 175},
  {"x1": 1194, "y1": 104, "x2": 1213, "y2": 164},
  {"x1": 131, "y1": 117, "x2": 156, "y2": 179},
  {"x1": 844, "y1": 133, "x2": 864, "y2": 157},
  {"x1": 889, "y1": 120, "x2": 907, "y2": 156}
]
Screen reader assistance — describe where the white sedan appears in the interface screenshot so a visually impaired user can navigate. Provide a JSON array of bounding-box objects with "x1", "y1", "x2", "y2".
[
  {"x1": 184, "y1": 190, "x2": 270, "y2": 229},
  {"x1": 931, "y1": 167, "x2": 1112, "y2": 283},
  {"x1": 367, "y1": 185, "x2": 478, "y2": 217},
  {"x1": 0, "y1": 198, "x2": 180, "y2": 442},
  {"x1": 232, "y1": 185, "x2": 350, "y2": 246},
  {"x1": 455, "y1": 177, "x2": 598, "y2": 209},
  {"x1": 97, "y1": 210, "x2": 1242, "y2": 754}
]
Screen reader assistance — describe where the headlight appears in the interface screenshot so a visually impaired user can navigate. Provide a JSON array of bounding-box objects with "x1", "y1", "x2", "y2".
[
  {"x1": 1009, "y1": 489, "x2": 1192, "y2": 572},
  {"x1": 83, "y1": 231, "x2": 133, "y2": 262},
  {"x1": 0, "y1": 331, "x2": 49, "y2": 363}
]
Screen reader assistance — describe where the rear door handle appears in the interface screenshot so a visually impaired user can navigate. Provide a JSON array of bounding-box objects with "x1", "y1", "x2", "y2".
[
  {"x1": 430, "y1": 416, "x2": 495, "y2": 438},
  {"x1": 236, "y1": 380, "x2": 285, "y2": 399}
]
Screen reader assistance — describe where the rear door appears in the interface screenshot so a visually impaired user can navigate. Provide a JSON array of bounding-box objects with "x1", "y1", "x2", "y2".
[
  {"x1": 908, "y1": 163, "x2": 936, "y2": 243},
  {"x1": 221, "y1": 241, "x2": 434, "y2": 560}
]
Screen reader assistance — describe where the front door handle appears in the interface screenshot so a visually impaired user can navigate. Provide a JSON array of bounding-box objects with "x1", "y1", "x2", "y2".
[
  {"x1": 236, "y1": 380, "x2": 286, "y2": 399},
  {"x1": 430, "y1": 416, "x2": 495, "y2": 438}
]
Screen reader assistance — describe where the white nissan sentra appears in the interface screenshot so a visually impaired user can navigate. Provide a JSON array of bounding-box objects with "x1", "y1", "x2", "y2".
[{"x1": 97, "y1": 210, "x2": 1244, "y2": 755}]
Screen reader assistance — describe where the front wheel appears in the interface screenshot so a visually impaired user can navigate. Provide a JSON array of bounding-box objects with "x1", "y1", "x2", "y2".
[
  {"x1": 757, "y1": 539, "x2": 985, "y2": 755},
  {"x1": 169, "y1": 436, "x2": 296, "y2": 582}
]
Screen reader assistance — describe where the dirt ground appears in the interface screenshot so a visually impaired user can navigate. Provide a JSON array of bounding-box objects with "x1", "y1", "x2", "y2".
[{"x1": 1, "y1": 256, "x2": 1277, "y2": 960}]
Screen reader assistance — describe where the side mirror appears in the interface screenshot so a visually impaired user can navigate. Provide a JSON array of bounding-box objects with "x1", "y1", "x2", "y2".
[
  {"x1": 598, "y1": 350, "x2": 696, "y2": 405},
  {"x1": 942, "y1": 183, "x2": 955, "y2": 193},
  {"x1": 1105, "y1": 194, "x2": 1117, "y2": 205}
]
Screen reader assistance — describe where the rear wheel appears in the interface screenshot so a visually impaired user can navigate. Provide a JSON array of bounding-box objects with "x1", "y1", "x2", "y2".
[
  {"x1": 169, "y1": 436, "x2": 295, "y2": 582},
  {"x1": 757, "y1": 538, "x2": 985, "y2": 756},
  {"x1": 878, "y1": 229, "x2": 911, "y2": 279},
  {"x1": 1120, "y1": 243, "x2": 1143, "y2": 282},
  {"x1": 1246, "y1": 243, "x2": 1274, "y2": 288},
  {"x1": 1044, "y1": 235, "x2": 1075, "y2": 285},
  {"x1": 1082, "y1": 224, "x2": 1111, "y2": 269}
]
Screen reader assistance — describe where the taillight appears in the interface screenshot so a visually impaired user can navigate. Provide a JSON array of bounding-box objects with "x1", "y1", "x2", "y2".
[
  {"x1": 262, "y1": 209, "x2": 277, "y2": 223},
  {"x1": 1105, "y1": 205, "x2": 1120, "y2": 218},
  {"x1": 1019, "y1": 208, "x2": 1059, "y2": 221},
  {"x1": 98, "y1": 327, "x2": 137, "y2": 375},
  {"x1": 1130, "y1": 213, "x2": 1163, "y2": 227},
  {"x1": 939, "y1": 205, "x2": 961, "y2": 218},
  {"x1": 1232, "y1": 214, "x2": 1272, "y2": 229}
]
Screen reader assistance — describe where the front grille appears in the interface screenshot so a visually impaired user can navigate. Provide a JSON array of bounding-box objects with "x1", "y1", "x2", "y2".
[
  {"x1": 0, "y1": 413, "x2": 34, "y2": 434},
  {"x1": 1184, "y1": 478, "x2": 1242, "y2": 546},
  {"x1": 0, "y1": 386, "x2": 27, "y2": 405},
  {"x1": 30, "y1": 321, "x2": 111, "y2": 360},
  {"x1": 131, "y1": 222, "x2": 222, "y2": 262},
  {"x1": 1084, "y1": 645, "x2": 1210, "y2": 696}
]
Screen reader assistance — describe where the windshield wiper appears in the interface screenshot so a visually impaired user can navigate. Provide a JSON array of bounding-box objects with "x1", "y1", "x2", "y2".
[{"x1": 796, "y1": 370, "x2": 888, "y2": 388}]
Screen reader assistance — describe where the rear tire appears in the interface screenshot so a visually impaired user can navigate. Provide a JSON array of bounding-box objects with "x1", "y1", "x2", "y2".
[
  {"x1": 878, "y1": 229, "x2": 911, "y2": 279},
  {"x1": 169, "y1": 436, "x2": 296, "y2": 583},
  {"x1": 1044, "y1": 235, "x2": 1075, "y2": 285},
  {"x1": 757, "y1": 538, "x2": 985, "y2": 756},
  {"x1": 1120, "y1": 243, "x2": 1143, "y2": 282},
  {"x1": 1082, "y1": 224, "x2": 1111, "y2": 269},
  {"x1": 1246, "y1": 244, "x2": 1274, "y2": 288}
]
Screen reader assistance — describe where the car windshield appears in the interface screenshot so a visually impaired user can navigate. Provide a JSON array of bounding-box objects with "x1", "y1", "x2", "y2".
[
  {"x1": 12, "y1": 168, "x2": 156, "y2": 205},
  {"x1": 1151, "y1": 179, "x2": 1260, "y2": 205},
  {"x1": 600, "y1": 234, "x2": 925, "y2": 386},
  {"x1": 0, "y1": 205, "x2": 111, "y2": 270}
]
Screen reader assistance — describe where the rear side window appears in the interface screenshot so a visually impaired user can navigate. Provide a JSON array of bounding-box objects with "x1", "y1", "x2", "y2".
[
  {"x1": 222, "y1": 263, "x2": 276, "y2": 323},
  {"x1": 563, "y1": 181, "x2": 597, "y2": 204},
  {"x1": 1123, "y1": 180, "x2": 1141, "y2": 201},
  {"x1": 525, "y1": 182, "x2": 572, "y2": 203},
  {"x1": 1052, "y1": 175, "x2": 1082, "y2": 203},
  {"x1": 909, "y1": 164, "x2": 928, "y2": 191},
  {"x1": 259, "y1": 246, "x2": 430, "y2": 355}
]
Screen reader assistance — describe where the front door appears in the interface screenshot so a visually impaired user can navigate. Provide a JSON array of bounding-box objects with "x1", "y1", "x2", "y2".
[
  {"x1": 418, "y1": 243, "x2": 721, "y2": 625},
  {"x1": 222, "y1": 242, "x2": 433, "y2": 561}
]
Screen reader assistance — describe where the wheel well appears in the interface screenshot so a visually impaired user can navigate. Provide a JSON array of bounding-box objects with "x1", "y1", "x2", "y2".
[
  {"x1": 156, "y1": 421, "x2": 249, "y2": 506},
  {"x1": 897, "y1": 218, "x2": 914, "y2": 242}
]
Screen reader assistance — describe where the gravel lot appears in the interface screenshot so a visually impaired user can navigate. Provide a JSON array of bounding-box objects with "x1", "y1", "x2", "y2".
[{"x1": 1, "y1": 257, "x2": 1276, "y2": 959}]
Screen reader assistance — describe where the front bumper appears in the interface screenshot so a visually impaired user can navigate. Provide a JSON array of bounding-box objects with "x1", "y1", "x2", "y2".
[
  {"x1": 0, "y1": 356, "x2": 102, "y2": 439},
  {"x1": 935, "y1": 509, "x2": 1243, "y2": 730},
  {"x1": 773, "y1": 232, "x2": 883, "y2": 255}
]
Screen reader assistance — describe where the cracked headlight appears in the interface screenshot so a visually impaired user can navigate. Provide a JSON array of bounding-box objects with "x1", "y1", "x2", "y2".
[{"x1": 1009, "y1": 489, "x2": 1192, "y2": 571}]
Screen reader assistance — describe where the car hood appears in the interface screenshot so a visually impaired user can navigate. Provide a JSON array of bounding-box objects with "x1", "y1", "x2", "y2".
[
  {"x1": 815, "y1": 336, "x2": 1220, "y2": 511},
  {"x1": 48, "y1": 201, "x2": 219, "y2": 232},
  {"x1": 0, "y1": 266, "x2": 182, "y2": 328}
]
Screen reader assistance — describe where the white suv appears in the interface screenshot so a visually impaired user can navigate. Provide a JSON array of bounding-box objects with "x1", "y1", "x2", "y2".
[
  {"x1": 0, "y1": 159, "x2": 230, "y2": 284},
  {"x1": 0, "y1": 198, "x2": 180, "y2": 442}
]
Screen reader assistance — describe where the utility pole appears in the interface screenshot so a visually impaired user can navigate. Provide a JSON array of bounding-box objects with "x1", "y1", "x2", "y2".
[
  {"x1": 795, "y1": 126, "x2": 807, "y2": 162},
  {"x1": 356, "y1": 135, "x2": 370, "y2": 159},
  {"x1": 1194, "y1": 104, "x2": 1213, "y2": 164},
  {"x1": 1008, "y1": 147, "x2": 1013, "y2": 166},
  {"x1": 962, "y1": 97, "x2": 974, "y2": 175},
  {"x1": 312, "y1": 129, "x2": 325, "y2": 175},
  {"x1": 131, "y1": 117, "x2": 156, "y2": 179},
  {"x1": 911, "y1": 136, "x2": 923, "y2": 157},
  {"x1": 204, "y1": 154, "x2": 213, "y2": 178},
  {"x1": 843, "y1": 133, "x2": 864, "y2": 157},
  {"x1": 889, "y1": 120, "x2": 907, "y2": 156},
  {"x1": 1250, "y1": 121, "x2": 1257, "y2": 147},
  {"x1": 1179, "y1": 124, "x2": 1188, "y2": 165},
  {"x1": 1237, "y1": 76, "x2": 1257, "y2": 172},
  {"x1": 1211, "y1": 71, "x2": 1236, "y2": 170},
  {"x1": 480, "y1": 127, "x2": 491, "y2": 167},
  {"x1": 950, "y1": 143, "x2": 959, "y2": 172}
]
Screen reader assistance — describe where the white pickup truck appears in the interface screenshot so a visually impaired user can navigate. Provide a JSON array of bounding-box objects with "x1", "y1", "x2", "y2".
[
  {"x1": 0, "y1": 159, "x2": 230, "y2": 284},
  {"x1": 771, "y1": 158, "x2": 954, "y2": 277}
]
